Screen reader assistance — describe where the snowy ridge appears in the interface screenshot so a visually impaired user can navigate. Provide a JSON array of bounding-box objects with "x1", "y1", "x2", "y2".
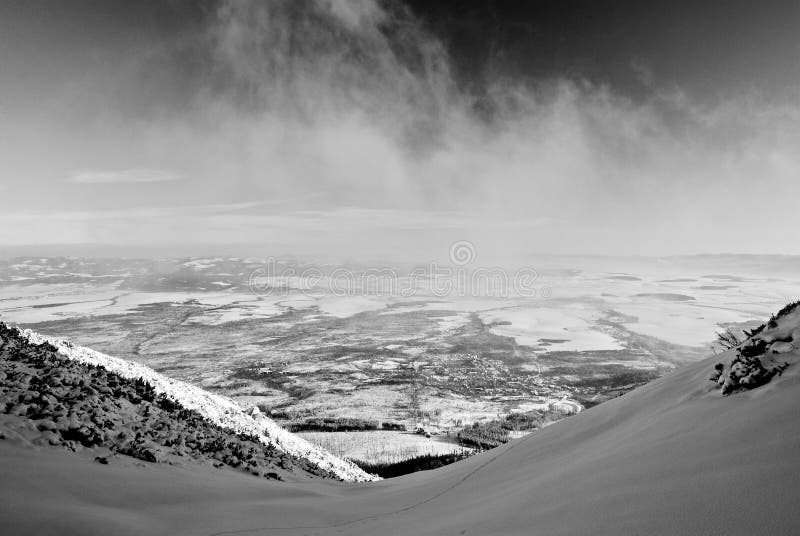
[{"x1": 17, "y1": 327, "x2": 378, "y2": 482}]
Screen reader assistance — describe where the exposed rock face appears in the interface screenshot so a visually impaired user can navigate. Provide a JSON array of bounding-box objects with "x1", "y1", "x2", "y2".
[
  {"x1": 0, "y1": 323, "x2": 336, "y2": 480},
  {"x1": 711, "y1": 301, "x2": 798, "y2": 395}
]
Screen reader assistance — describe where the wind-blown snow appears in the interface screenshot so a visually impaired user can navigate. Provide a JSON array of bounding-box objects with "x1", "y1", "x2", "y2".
[{"x1": 16, "y1": 327, "x2": 377, "y2": 482}]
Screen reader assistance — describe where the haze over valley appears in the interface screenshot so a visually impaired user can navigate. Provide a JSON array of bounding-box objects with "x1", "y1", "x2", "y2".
[{"x1": 2, "y1": 254, "x2": 798, "y2": 431}]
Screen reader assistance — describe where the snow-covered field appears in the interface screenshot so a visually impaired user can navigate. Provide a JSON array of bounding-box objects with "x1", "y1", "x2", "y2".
[
  {"x1": 3, "y1": 266, "x2": 798, "y2": 351},
  {"x1": 479, "y1": 306, "x2": 623, "y2": 351},
  {"x1": 297, "y1": 431, "x2": 471, "y2": 464}
]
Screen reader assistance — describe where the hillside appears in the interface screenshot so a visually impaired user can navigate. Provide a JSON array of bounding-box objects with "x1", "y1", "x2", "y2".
[
  {"x1": 2, "y1": 304, "x2": 800, "y2": 535},
  {"x1": 0, "y1": 323, "x2": 374, "y2": 482}
]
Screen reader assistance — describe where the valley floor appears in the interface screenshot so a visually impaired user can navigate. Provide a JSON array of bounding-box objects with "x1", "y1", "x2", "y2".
[{"x1": 5, "y1": 255, "x2": 797, "y2": 429}]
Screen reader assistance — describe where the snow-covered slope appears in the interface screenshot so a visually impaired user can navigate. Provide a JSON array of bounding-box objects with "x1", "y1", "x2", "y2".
[
  {"x1": 3, "y1": 303, "x2": 800, "y2": 536},
  {"x1": 16, "y1": 327, "x2": 377, "y2": 482}
]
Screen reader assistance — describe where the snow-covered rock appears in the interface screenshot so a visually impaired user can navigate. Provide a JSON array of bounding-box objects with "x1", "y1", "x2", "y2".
[
  {"x1": 770, "y1": 341, "x2": 794, "y2": 354},
  {"x1": 16, "y1": 327, "x2": 378, "y2": 482}
]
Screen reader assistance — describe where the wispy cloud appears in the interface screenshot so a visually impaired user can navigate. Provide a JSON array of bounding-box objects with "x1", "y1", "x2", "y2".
[
  {"x1": 5, "y1": 1, "x2": 798, "y2": 258},
  {"x1": 70, "y1": 168, "x2": 182, "y2": 184}
]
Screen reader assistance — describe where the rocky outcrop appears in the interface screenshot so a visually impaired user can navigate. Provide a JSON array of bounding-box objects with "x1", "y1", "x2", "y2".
[{"x1": 710, "y1": 301, "x2": 798, "y2": 395}]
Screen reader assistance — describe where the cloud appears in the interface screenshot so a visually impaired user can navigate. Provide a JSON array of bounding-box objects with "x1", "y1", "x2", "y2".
[
  {"x1": 70, "y1": 169, "x2": 182, "y2": 184},
  {"x1": 5, "y1": 0, "x2": 800, "y2": 258},
  {"x1": 630, "y1": 57, "x2": 655, "y2": 88}
]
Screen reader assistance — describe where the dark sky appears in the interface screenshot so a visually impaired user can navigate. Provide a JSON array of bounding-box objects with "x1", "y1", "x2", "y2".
[
  {"x1": 3, "y1": 0, "x2": 798, "y2": 102},
  {"x1": 1, "y1": 0, "x2": 799, "y2": 258},
  {"x1": 408, "y1": 0, "x2": 800, "y2": 101}
]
